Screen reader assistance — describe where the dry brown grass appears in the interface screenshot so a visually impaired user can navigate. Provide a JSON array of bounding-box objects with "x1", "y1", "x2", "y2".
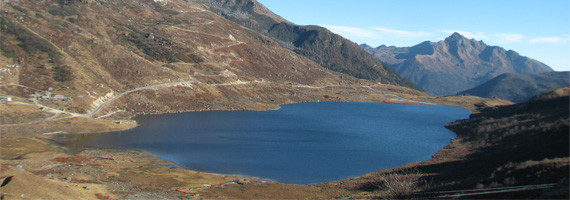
[
  {"x1": 375, "y1": 167, "x2": 429, "y2": 199},
  {"x1": 54, "y1": 155, "x2": 95, "y2": 163},
  {"x1": 95, "y1": 193, "x2": 117, "y2": 200}
]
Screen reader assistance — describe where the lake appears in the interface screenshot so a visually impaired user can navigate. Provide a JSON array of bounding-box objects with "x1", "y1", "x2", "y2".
[{"x1": 82, "y1": 102, "x2": 471, "y2": 184}]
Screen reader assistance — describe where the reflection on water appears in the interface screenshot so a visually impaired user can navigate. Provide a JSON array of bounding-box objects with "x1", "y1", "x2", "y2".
[{"x1": 75, "y1": 102, "x2": 470, "y2": 184}]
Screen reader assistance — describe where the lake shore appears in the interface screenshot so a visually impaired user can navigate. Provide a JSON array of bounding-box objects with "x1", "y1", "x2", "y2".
[{"x1": 0, "y1": 95, "x2": 512, "y2": 199}]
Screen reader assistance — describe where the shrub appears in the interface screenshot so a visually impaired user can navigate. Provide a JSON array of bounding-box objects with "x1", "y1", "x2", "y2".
[
  {"x1": 125, "y1": 30, "x2": 193, "y2": 63},
  {"x1": 376, "y1": 167, "x2": 428, "y2": 199},
  {"x1": 1, "y1": 16, "x2": 61, "y2": 61},
  {"x1": 17, "y1": 34, "x2": 54, "y2": 54},
  {"x1": 0, "y1": 35, "x2": 14, "y2": 58},
  {"x1": 53, "y1": 65, "x2": 73, "y2": 82}
]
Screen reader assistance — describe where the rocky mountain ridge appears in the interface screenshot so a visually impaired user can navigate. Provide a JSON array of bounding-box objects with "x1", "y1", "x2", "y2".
[
  {"x1": 362, "y1": 33, "x2": 553, "y2": 95},
  {"x1": 206, "y1": 0, "x2": 418, "y2": 89}
]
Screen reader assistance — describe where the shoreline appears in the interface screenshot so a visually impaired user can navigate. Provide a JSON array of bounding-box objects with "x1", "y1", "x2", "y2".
[
  {"x1": 68, "y1": 138, "x2": 279, "y2": 184},
  {"x1": 63, "y1": 101, "x2": 469, "y2": 185},
  {"x1": 0, "y1": 96, "x2": 513, "y2": 199}
]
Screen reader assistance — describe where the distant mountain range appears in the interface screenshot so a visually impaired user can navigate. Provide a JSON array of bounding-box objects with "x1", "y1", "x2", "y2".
[
  {"x1": 362, "y1": 33, "x2": 553, "y2": 95},
  {"x1": 458, "y1": 71, "x2": 569, "y2": 103},
  {"x1": 207, "y1": 0, "x2": 418, "y2": 89}
]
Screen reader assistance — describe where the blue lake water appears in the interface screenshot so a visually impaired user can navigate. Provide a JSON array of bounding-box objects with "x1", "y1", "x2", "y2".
[{"x1": 83, "y1": 102, "x2": 471, "y2": 184}]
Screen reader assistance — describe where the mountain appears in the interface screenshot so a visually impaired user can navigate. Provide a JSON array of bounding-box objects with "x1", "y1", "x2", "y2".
[
  {"x1": 458, "y1": 71, "x2": 570, "y2": 103},
  {"x1": 0, "y1": 0, "x2": 346, "y2": 118},
  {"x1": 205, "y1": 0, "x2": 418, "y2": 89},
  {"x1": 0, "y1": 0, "x2": 436, "y2": 123},
  {"x1": 362, "y1": 33, "x2": 553, "y2": 95},
  {"x1": 2, "y1": 1, "x2": 559, "y2": 199}
]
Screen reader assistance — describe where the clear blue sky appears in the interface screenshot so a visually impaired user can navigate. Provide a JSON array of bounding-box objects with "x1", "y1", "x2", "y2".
[{"x1": 258, "y1": 0, "x2": 570, "y2": 71}]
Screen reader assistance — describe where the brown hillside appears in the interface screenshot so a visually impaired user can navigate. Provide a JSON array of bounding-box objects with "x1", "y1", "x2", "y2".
[
  {"x1": 0, "y1": 0, "x2": 496, "y2": 128},
  {"x1": 207, "y1": 0, "x2": 418, "y2": 89},
  {"x1": 0, "y1": 0, "x2": 362, "y2": 118},
  {"x1": 0, "y1": 0, "x2": 523, "y2": 199}
]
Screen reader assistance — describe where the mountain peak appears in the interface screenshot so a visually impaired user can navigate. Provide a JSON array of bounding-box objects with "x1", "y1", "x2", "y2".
[
  {"x1": 209, "y1": 0, "x2": 290, "y2": 24},
  {"x1": 445, "y1": 32, "x2": 468, "y2": 42},
  {"x1": 363, "y1": 33, "x2": 553, "y2": 95},
  {"x1": 209, "y1": 0, "x2": 418, "y2": 89},
  {"x1": 450, "y1": 32, "x2": 464, "y2": 38},
  {"x1": 360, "y1": 44, "x2": 373, "y2": 48}
]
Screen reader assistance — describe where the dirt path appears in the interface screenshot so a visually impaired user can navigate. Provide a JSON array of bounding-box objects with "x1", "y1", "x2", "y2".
[
  {"x1": 86, "y1": 80, "x2": 197, "y2": 117},
  {"x1": 0, "y1": 71, "x2": 266, "y2": 126},
  {"x1": 1, "y1": 22, "x2": 252, "y2": 126}
]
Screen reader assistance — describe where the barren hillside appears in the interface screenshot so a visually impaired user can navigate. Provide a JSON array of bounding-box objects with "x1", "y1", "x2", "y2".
[{"x1": 0, "y1": 0, "x2": 425, "y2": 123}]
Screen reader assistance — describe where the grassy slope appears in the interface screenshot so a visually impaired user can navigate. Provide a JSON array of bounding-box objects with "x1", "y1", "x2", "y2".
[
  {"x1": 349, "y1": 87, "x2": 569, "y2": 198},
  {"x1": 458, "y1": 71, "x2": 570, "y2": 103}
]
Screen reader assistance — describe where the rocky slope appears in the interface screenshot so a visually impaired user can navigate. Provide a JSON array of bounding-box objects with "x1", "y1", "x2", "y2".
[
  {"x1": 205, "y1": 0, "x2": 418, "y2": 89},
  {"x1": 362, "y1": 33, "x2": 553, "y2": 95},
  {"x1": 458, "y1": 71, "x2": 570, "y2": 103}
]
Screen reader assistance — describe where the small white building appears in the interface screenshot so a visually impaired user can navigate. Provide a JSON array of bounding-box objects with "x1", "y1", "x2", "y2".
[
  {"x1": 0, "y1": 96, "x2": 13, "y2": 104},
  {"x1": 53, "y1": 95, "x2": 72, "y2": 101},
  {"x1": 53, "y1": 95, "x2": 66, "y2": 99}
]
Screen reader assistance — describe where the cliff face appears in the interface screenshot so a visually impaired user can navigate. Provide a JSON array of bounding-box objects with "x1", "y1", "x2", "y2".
[
  {"x1": 363, "y1": 33, "x2": 553, "y2": 95},
  {"x1": 206, "y1": 0, "x2": 418, "y2": 89}
]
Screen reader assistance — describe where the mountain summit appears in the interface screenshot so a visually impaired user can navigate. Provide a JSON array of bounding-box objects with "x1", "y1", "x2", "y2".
[{"x1": 362, "y1": 33, "x2": 553, "y2": 95}]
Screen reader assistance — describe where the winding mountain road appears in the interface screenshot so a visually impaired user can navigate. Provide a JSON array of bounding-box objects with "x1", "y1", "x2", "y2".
[
  {"x1": 0, "y1": 20, "x2": 397, "y2": 127},
  {"x1": 0, "y1": 72, "x2": 268, "y2": 127},
  {"x1": 2, "y1": 22, "x2": 251, "y2": 126},
  {"x1": 86, "y1": 80, "x2": 197, "y2": 117}
]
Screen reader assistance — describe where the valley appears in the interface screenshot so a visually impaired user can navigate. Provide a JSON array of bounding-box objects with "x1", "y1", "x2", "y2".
[{"x1": 0, "y1": 0, "x2": 567, "y2": 199}]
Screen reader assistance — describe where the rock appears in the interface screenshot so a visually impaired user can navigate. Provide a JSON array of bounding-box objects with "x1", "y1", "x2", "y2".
[
  {"x1": 1, "y1": 176, "x2": 13, "y2": 187},
  {"x1": 176, "y1": 188, "x2": 196, "y2": 194},
  {"x1": 202, "y1": 184, "x2": 211, "y2": 188},
  {"x1": 84, "y1": 185, "x2": 91, "y2": 190},
  {"x1": 236, "y1": 178, "x2": 249, "y2": 185}
]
